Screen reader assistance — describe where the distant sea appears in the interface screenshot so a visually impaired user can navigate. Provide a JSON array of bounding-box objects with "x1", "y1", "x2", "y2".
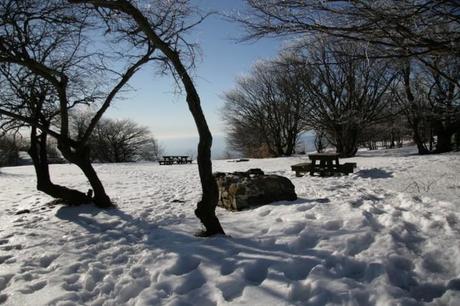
[{"x1": 159, "y1": 132, "x2": 316, "y2": 159}]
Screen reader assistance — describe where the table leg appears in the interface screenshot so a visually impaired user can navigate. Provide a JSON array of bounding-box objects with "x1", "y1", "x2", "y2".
[
  {"x1": 310, "y1": 159, "x2": 316, "y2": 176},
  {"x1": 326, "y1": 160, "x2": 332, "y2": 175}
]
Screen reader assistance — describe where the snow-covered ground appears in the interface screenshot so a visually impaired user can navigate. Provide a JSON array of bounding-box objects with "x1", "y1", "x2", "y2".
[{"x1": 0, "y1": 146, "x2": 459, "y2": 306}]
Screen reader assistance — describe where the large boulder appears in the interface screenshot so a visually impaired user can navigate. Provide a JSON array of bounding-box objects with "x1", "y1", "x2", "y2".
[{"x1": 214, "y1": 168, "x2": 297, "y2": 211}]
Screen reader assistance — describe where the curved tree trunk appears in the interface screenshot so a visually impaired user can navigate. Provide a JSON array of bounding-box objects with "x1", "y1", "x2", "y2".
[
  {"x1": 58, "y1": 143, "x2": 113, "y2": 208},
  {"x1": 69, "y1": 0, "x2": 225, "y2": 235},
  {"x1": 181, "y1": 69, "x2": 225, "y2": 236},
  {"x1": 29, "y1": 126, "x2": 91, "y2": 205},
  {"x1": 411, "y1": 120, "x2": 430, "y2": 154}
]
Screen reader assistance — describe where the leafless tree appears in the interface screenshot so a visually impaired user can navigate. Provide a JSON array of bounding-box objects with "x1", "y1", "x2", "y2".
[
  {"x1": 423, "y1": 56, "x2": 460, "y2": 152},
  {"x1": 0, "y1": 0, "x2": 154, "y2": 207},
  {"x1": 77, "y1": 116, "x2": 160, "y2": 163},
  {"x1": 68, "y1": 0, "x2": 225, "y2": 235},
  {"x1": 138, "y1": 137, "x2": 162, "y2": 162},
  {"x1": 0, "y1": 63, "x2": 96, "y2": 203},
  {"x1": 313, "y1": 129, "x2": 327, "y2": 153},
  {"x1": 238, "y1": 0, "x2": 460, "y2": 84},
  {"x1": 392, "y1": 57, "x2": 460, "y2": 154},
  {"x1": 296, "y1": 37, "x2": 398, "y2": 157},
  {"x1": 223, "y1": 55, "x2": 309, "y2": 157},
  {"x1": 0, "y1": 133, "x2": 21, "y2": 167}
]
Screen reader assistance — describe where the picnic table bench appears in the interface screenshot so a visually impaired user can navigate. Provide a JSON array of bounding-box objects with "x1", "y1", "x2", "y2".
[
  {"x1": 291, "y1": 153, "x2": 356, "y2": 177},
  {"x1": 159, "y1": 155, "x2": 193, "y2": 165}
]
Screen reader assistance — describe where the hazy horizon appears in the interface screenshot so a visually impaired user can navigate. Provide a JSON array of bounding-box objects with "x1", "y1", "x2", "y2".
[{"x1": 158, "y1": 132, "x2": 316, "y2": 159}]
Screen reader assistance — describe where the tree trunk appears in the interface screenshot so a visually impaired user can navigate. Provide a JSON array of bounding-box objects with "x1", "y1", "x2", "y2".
[
  {"x1": 29, "y1": 126, "x2": 91, "y2": 205},
  {"x1": 182, "y1": 82, "x2": 225, "y2": 236},
  {"x1": 455, "y1": 131, "x2": 460, "y2": 151},
  {"x1": 140, "y1": 13, "x2": 225, "y2": 235},
  {"x1": 402, "y1": 61, "x2": 430, "y2": 155},
  {"x1": 411, "y1": 120, "x2": 430, "y2": 154},
  {"x1": 435, "y1": 129, "x2": 453, "y2": 153},
  {"x1": 58, "y1": 143, "x2": 113, "y2": 208},
  {"x1": 75, "y1": 155, "x2": 113, "y2": 208},
  {"x1": 334, "y1": 127, "x2": 359, "y2": 157},
  {"x1": 285, "y1": 132, "x2": 297, "y2": 156},
  {"x1": 68, "y1": 0, "x2": 224, "y2": 235}
]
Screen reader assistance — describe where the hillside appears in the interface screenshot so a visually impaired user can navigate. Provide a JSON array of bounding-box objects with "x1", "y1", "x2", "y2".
[{"x1": 0, "y1": 147, "x2": 459, "y2": 305}]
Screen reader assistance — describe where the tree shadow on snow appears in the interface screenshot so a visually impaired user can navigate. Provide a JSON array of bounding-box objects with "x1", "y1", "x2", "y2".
[
  {"x1": 244, "y1": 197, "x2": 331, "y2": 211},
  {"x1": 355, "y1": 168, "x2": 393, "y2": 179},
  {"x1": 54, "y1": 205, "x2": 450, "y2": 305}
]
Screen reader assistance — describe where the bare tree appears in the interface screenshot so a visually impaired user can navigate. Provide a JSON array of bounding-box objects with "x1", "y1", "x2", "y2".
[
  {"x1": 0, "y1": 133, "x2": 21, "y2": 167},
  {"x1": 0, "y1": 63, "x2": 95, "y2": 203},
  {"x1": 81, "y1": 117, "x2": 159, "y2": 163},
  {"x1": 139, "y1": 137, "x2": 162, "y2": 162},
  {"x1": 295, "y1": 37, "x2": 398, "y2": 157},
  {"x1": 424, "y1": 56, "x2": 460, "y2": 153},
  {"x1": 223, "y1": 55, "x2": 309, "y2": 157},
  {"x1": 0, "y1": 0, "x2": 154, "y2": 207},
  {"x1": 238, "y1": 0, "x2": 460, "y2": 84},
  {"x1": 68, "y1": 0, "x2": 225, "y2": 235},
  {"x1": 391, "y1": 57, "x2": 460, "y2": 154},
  {"x1": 313, "y1": 129, "x2": 327, "y2": 153}
]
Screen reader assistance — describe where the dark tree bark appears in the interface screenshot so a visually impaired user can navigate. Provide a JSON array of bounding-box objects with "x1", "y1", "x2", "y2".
[
  {"x1": 57, "y1": 143, "x2": 112, "y2": 208},
  {"x1": 334, "y1": 126, "x2": 360, "y2": 158},
  {"x1": 433, "y1": 122, "x2": 454, "y2": 153},
  {"x1": 29, "y1": 124, "x2": 91, "y2": 205},
  {"x1": 402, "y1": 62, "x2": 431, "y2": 155}
]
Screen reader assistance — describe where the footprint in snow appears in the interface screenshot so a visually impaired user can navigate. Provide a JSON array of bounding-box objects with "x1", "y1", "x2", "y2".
[
  {"x1": 166, "y1": 255, "x2": 201, "y2": 276},
  {"x1": 0, "y1": 294, "x2": 7, "y2": 303},
  {"x1": 0, "y1": 254, "x2": 13, "y2": 264},
  {"x1": 289, "y1": 231, "x2": 319, "y2": 251},
  {"x1": 220, "y1": 259, "x2": 237, "y2": 276},
  {"x1": 243, "y1": 259, "x2": 270, "y2": 285},
  {"x1": 38, "y1": 254, "x2": 60, "y2": 268},
  {"x1": 0, "y1": 274, "x2": 14, "y2": 291},
  {"x1": 258, "y1": 209, "x2": 271, "y2": 217},
  {"x1": 446, "y1": 214, "x2": 459, "y2": 231},
  {"x1": 289, "y1": 280, "x2": 312, "y2": 302},
  {"x1": 345, "y1": 232, "x2": 375, "y2": 256},
  {"x1": 322, "y1": 220, "x2": 343, "y2": 231},
  {"x1": 282, "y1": 257, "x2": 321, "y2": 281},
  {"x1": 216, "y1": 280, "x2": 245, "y2": 301},
  {"x1": 296, "y1": 204, "x2": 314, "y2": 212},
  {"x1": 17, "y1": 280, "x2": 47, "y2": 294},
  {"x1": 284, "y1": 222, "x2": 306, "y2": 235},
  {"x1": 421, "y1": 255, "x2": 445, "y2": 274},
  {"x1": 174, "y1": 269, "x2": 206, "y2": 295},
  {"x1": 1, "y1": 244, "x2": 22, "y2": 251}
]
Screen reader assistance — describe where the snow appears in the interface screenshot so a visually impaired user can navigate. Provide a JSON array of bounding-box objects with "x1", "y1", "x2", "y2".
[{"x1": 0, "y1": 146, "x2": 459, "y2": 305}]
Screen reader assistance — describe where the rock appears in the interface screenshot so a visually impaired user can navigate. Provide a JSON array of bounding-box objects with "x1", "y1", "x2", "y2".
[{"x1": 214, "y1": 168, "x2": 297, "y2": 211}]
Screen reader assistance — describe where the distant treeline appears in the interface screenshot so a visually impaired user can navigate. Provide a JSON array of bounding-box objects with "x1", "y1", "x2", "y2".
[{"x1": 224, "y1": 1, "x2": 460, "y2": 158}]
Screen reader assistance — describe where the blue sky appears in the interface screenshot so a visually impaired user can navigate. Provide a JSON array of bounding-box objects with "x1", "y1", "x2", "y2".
[{"x1": 105, "y1": 0, "x2": 283, "y2": 155}]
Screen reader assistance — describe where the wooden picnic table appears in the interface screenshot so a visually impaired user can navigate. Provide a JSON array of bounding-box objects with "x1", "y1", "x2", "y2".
[
  {"x1": 291, "y1": 153, "x2": 356, "y2": 177},
  {"x1": 308, "y1": 153, "x2": 340, "y2": 176},
  {"x1": 159, "y1": 155, "x2": 192, "y2": 165}
]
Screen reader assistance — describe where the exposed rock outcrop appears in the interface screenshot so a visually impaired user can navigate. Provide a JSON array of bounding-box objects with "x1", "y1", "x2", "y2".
[{"x1": 214, "y1": 168, "x2": 297, "y2": 211}]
